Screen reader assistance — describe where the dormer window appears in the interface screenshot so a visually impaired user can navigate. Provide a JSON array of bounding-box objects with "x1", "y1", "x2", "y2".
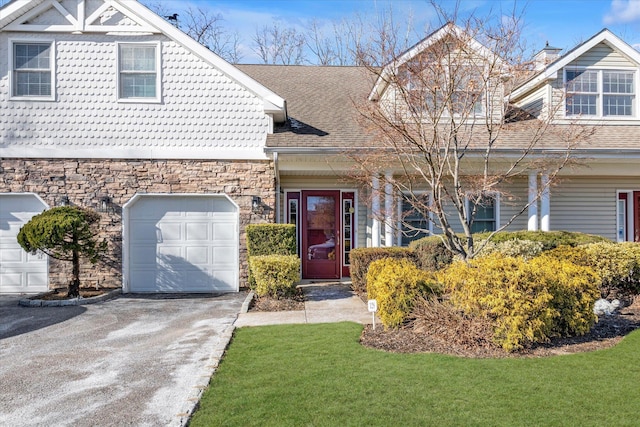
[{"x1": 565, "y1": 69, "x2": 635, "y2": 117}]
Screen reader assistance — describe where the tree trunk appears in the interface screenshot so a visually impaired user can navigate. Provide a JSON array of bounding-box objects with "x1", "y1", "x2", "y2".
[{"x1": 68, "y1": 249, "x2": 80, "y2": 298}]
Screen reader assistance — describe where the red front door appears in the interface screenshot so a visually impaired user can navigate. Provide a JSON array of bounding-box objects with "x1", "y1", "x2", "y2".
[{"x1": 302, "y1": 190, "x2": 340, "y2": 279}]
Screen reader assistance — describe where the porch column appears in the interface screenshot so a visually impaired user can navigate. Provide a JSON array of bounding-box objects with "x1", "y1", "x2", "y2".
[
  {"x1": 371, "y1": 174, "x2": 382, "y2": 247},
  {"x1": 384, "y1": 171, "x2": 394, "y2": 247},
  {"x1": 528, "y1": 172, "x2": 539, "y2": 231},
  {"x1": 540, "y1": 174, "x2": 550, "y2": 231}
]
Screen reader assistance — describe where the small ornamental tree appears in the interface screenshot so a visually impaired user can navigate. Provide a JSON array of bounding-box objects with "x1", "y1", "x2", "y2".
[{"x1": 17, "y1": 206, "x2": 107, "y2": 297}]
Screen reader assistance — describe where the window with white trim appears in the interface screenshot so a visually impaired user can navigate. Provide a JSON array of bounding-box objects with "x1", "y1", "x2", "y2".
[
  {"x1": 398, "y1": 194, "x2": 430, "y2": 246},
  {"x1": 468, "y1": 194, "x2": 498, "y2": 233},
  {"x1": 118, "y1": 43, "x2": 160, "y2": 101},
  {"x1": 566, "y1": 69, "x2": 635, "y2": 117},
  {"x1": 12, "y1": 41, "x2": 54, "y2": 99}
]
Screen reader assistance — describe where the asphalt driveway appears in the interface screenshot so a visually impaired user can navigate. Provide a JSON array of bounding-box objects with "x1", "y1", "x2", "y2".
[{"x1": 0, "y1": 293, "x2": 246, "y2": 427}]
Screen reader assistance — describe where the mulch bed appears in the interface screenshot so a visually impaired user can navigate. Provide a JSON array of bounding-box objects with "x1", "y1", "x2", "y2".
[
  {"x1": 248, "y1": 288, "x2": 306, "y2": 312},
  {"x1": 361, "y1": 297, "x2": 640, "y2": 358}
]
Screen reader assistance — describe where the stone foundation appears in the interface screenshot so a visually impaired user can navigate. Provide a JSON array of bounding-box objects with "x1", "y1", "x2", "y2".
[{"x1": 0, "y1": 158, "x2": 275, "y2": 289}]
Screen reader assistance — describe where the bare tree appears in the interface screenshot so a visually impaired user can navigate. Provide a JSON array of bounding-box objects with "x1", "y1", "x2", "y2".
[
  {"x1": 145, "y1": 2, "x2": 243, "y2": 63},
  {"x1": 351, "y1": 2, "x2": 594, "y2": 260},
  {"x1": 253, "y1": 23, "x2": 306, "y2": 65}
]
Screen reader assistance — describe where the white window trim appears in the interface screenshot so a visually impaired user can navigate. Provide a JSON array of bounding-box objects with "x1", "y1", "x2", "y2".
[
  {"x1": 465, "y1": 192, "x2": 500, "y2": 233},
  {"x1": 397, "y1": 192, "x2": 432, "y2": 246},
  {"x1": 564, "y1": 67, "x2": 638, "y2": 120},
  {"x1": 616, "y1": 190, "x2": 634, "y2": 243},
  {"x1": 116, "y1": 41, "x2": 162, "y2": 103},
  {"x1": 9, "y1": 38, "x2": 56, "y2": 101}
]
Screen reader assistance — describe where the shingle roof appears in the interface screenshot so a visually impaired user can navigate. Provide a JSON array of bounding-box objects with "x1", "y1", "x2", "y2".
[
  {"x1": 236, "y1": 64, "x2": 375, "y2": 149},
  {"x1": 238, "y1": 64, "x2": 640, "y2": 155}
]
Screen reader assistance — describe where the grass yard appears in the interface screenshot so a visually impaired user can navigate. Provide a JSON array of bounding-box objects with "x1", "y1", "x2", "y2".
[{"x1": 189, "y1": 322, "x2": 640, "y2": 427}]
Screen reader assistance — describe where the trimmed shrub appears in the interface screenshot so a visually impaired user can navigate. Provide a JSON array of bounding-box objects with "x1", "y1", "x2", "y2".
[
  {"x1": 409, "y1": 236, "x2": 453, "y2": 271},
  {"x1": 350, "y1": 247, "x2": 416, "y2": 294},
  {"x1": 474, "y1": 230, "x2": 608, "y2": 251},
  {"x1": 440, "y1": 254, "x2": 599, "y2": 351},
  {"x1": 546, "y1": 242, "x2": 640, "y2": 298},
  {"x1": 248, "y1": 255, "x2": 300, "y2": 298},
  {"x1": 246, "y1": 224, "x2": 297, "y2": 256},
  {"x1": 366, "y1": 258, "x2": 440, "y2": 328},
  {"x1": 477, "y1": 239, "x2": 544, "y2": 260},
  {"x1": 246, "y1": 224, "x2": 296, "y2": 288}
]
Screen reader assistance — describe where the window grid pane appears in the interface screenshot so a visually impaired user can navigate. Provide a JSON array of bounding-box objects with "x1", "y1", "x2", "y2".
[
  {"x1": 119, "y1": 45, "x2": 158, "y2": 99},
  {"x1": 604, "y1": 95, "x2": 633, "y2": 116},
  {"x1": 566, "y1": 70, "x2": 598, "y2": 93},
  {"x1": 13, "y1": 43, "x2": 51, "y2": 97},
  {"x1": 566, "y1": 94, "x2": 597, "y2": 115},
  {"x1": 603, "y1": 71, "x2": 633, "y2": 94}
]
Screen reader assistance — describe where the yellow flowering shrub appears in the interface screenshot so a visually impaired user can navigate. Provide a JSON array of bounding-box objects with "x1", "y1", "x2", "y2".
[
  {"x1": 366, "y1": 258, "x2": 440, "y2": 328},
  {"x1": 439, "y1": 254, "x2": 599, "y2": 351}
]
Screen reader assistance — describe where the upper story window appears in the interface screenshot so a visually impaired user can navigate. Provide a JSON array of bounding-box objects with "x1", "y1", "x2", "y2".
[
  {"x1": 117, "y1": 43, "x2": 160, "y2": 102},
  {"x1": 11, "y1": 41, "x2": 54, "y2": 100},
  {"x1": 566, "y1": 69, "x2": 635, "y2": 117},
  {"x1": 400, "y1": 65, "x2": 485, "y2": 118}
]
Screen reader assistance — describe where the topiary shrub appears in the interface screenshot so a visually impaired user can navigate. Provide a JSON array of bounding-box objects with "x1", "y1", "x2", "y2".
[
  {"x1": 476, "y1": 239, "x2": 544, "y2": 260},
  {"x1": 439, "y1": 253, "x2": 599, "y2": 351},
  {"x1": 409, "y1": 236, "x2": 453, "y2": 271},
  {"x1": 248, "y1": 254, "x2": 300, "y2": 298},
  {"x1": 17, "y1": 206, "x2": 107, "y2": 297},
  {"x1": 350, "y1": 247, "x2": 416, "y2": 294},
  {"x1": 246, "y1": 224, "x2": 297, "y2": 288},
  {"x1": 366, "y1": 258, "x2": 440, "y2": 328}
]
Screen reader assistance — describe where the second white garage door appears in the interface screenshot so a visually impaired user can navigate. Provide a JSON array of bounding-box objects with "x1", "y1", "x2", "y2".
[{"x1": 124, "y1": 194, "x2": 239, "y2": 293}]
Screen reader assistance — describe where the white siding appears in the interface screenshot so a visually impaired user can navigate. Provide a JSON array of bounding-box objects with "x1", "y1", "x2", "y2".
[
  {"x1": 550, "y1": 176, "x2": 632, "y2": 240},
  {"x1": 0, "y1": 33, "x2": 269, "y2": 159},
  {"x1": 567, "y1": 42, "x2": 636, "y2": 68}
]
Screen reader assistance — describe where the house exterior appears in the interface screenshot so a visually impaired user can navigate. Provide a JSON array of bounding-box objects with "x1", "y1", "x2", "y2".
[{"x1": 2, "y1": 0, "x2": 640, "y2": 294}]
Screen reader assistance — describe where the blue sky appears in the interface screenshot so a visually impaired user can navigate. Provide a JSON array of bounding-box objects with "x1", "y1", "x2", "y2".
[{"x1": 150, "y1": 0, "x2": 640, "y2": 62}]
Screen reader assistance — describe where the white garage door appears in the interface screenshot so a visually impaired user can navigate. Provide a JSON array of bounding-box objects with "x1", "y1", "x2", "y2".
[
  {"x1": 0, "y1": 194, "x2": 48, "y2": 293},
  {"x1": 125, "y1": 194, "x2": 239, "y2": 293}
]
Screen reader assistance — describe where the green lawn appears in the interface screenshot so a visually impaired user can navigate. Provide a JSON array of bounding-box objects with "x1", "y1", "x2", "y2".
[{"x1": 190, "y1": 322, "x2": 640, "y2": 427}]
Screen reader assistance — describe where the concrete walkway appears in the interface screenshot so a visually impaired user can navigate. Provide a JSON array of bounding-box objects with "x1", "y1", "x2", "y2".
[{"x1": 234, "y1": 282, "x2": 372, "y2": 327}]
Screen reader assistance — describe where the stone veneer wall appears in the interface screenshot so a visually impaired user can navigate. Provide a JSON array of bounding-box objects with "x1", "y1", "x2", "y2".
[{"x1": 0, "y1": 159, "x2": 275, "y2": 290}]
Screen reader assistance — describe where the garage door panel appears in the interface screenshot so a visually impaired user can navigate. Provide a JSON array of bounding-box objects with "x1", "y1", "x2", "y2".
[
  {"x1": 158, "y1": 223, "x2": 183, "y2": 241},
  {"x1": 129, "y1": 222, "x2": 161, "y2": 243},
  {"x1": 127, "y1": 195, "x2": 239, "y2": 293},
  {"x1": 185, "y1": 246, "x2": 209, "y2": 264},
  {"x1": 186, "y1": 222, "x2": 210, "y2": 241},
  {"x1": 0, "y1": 247, "x2": 25, "y2": 262}
]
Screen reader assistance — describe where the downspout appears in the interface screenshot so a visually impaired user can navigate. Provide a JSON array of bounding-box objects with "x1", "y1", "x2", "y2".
[{"x1": 274, "y1": 151, "x2": 280, "y2": 223}]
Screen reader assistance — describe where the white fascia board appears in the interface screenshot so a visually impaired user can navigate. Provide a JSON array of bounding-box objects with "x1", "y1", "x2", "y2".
[
  {"x1": 114, "y1": 0, "x2": 286, "y2": 120},
  {"x1": 1, "y1": 145, "x2": 270, "y2": 160},
  {"x1": 0, "y1": 0, "x2": 41, "y2": 28},
  {"x1": 511, "y1": 29, "x2": 640, "y2": 100}
]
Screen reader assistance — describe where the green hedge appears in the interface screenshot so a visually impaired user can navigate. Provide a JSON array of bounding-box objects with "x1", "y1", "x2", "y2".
[
  {"x1": 246, "y1": 224, "x2": 297, "y2": 288},
  {"x1": 350, "y1": 247, "x2": 416, "y2": 294},
  {"x1": 545, "y1": 242, "x2": 640, "y2": 298},
  {"x1": 474, "y1": 230, "x2": 608, "y2": 251},
  {"x1": 249, "y1": 255, "x2": 300, "y2": 298}
]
